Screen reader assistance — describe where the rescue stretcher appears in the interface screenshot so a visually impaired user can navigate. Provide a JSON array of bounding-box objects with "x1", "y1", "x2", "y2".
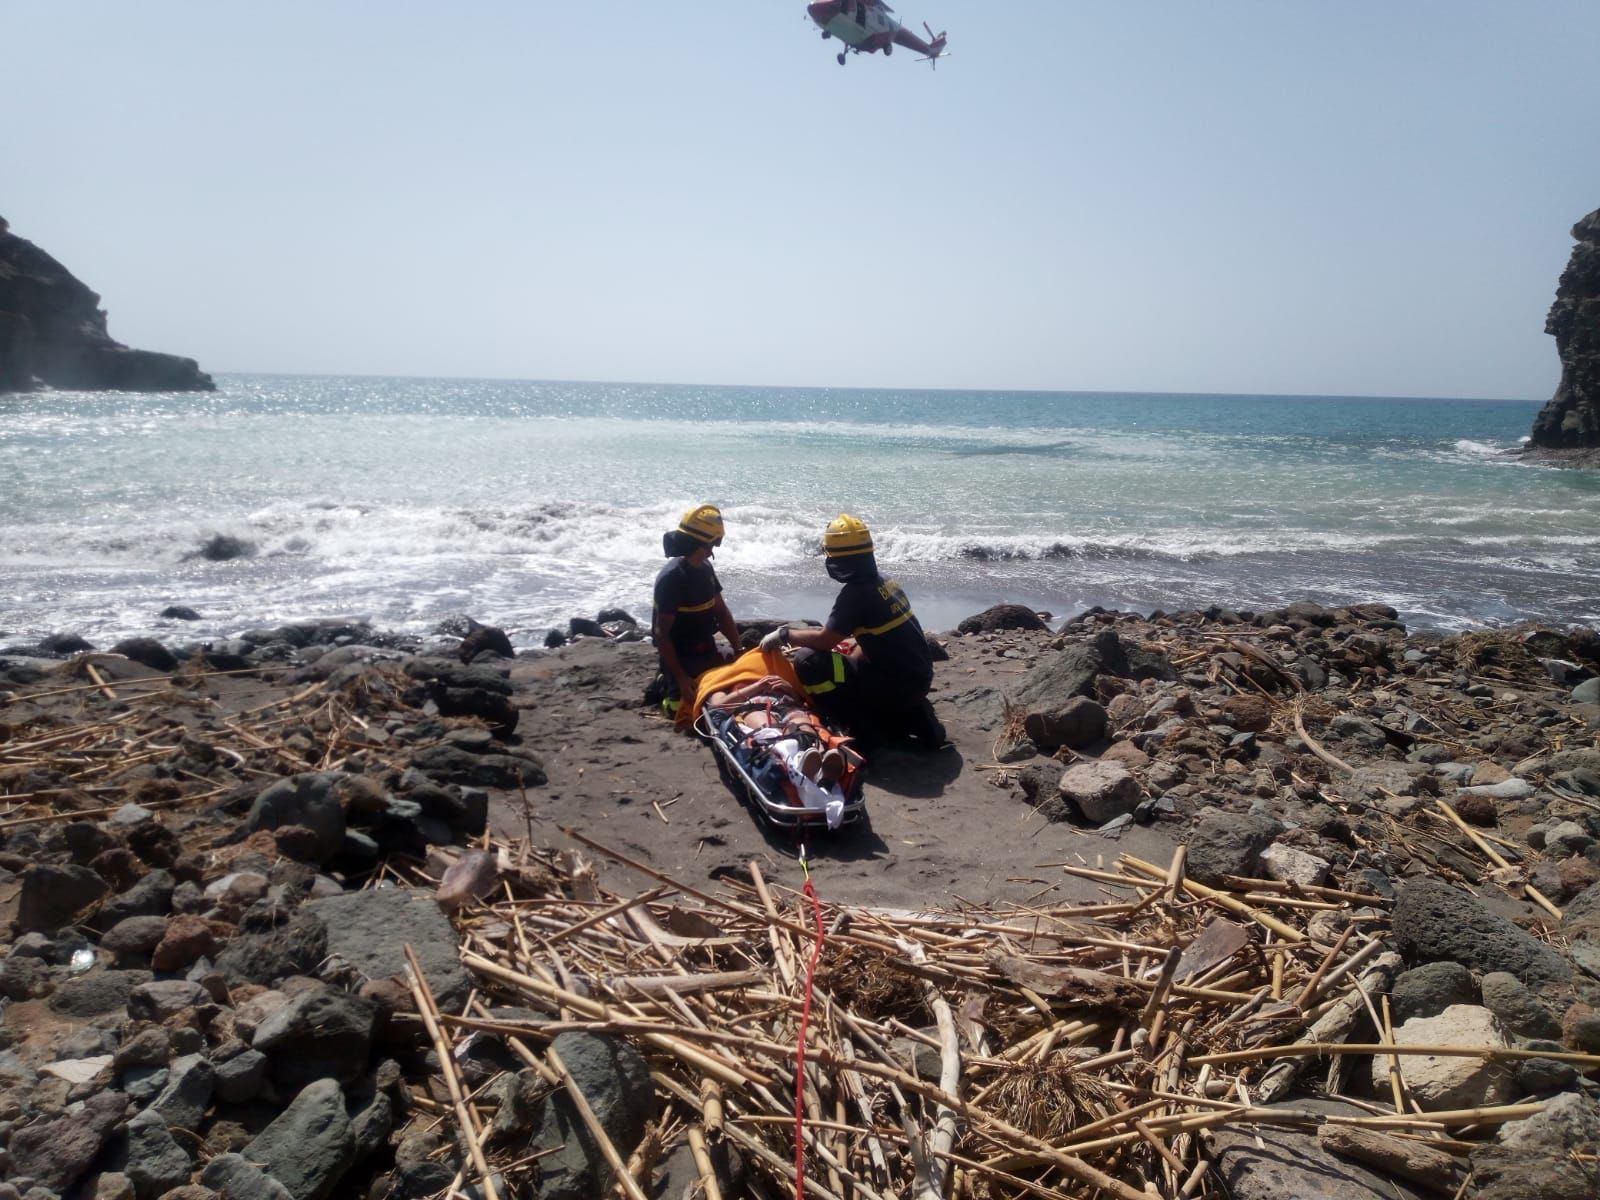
[
  {"x1": 680, "y1": 647, "x2": 868, "y2": 831},
  {"x1": 693, "y1": 706, "x2": 868, "y2": 830}
]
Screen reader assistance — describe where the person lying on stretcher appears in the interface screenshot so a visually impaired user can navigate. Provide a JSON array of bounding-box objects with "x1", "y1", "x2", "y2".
[{"x1": 703, "y1": 674, "x2": 851, "y2": 827}]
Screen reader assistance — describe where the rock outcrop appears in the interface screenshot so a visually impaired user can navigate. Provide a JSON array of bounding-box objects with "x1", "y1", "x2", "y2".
[
  {"x1": 0, "y1": 215, "x2": 214, "y2": 394},
  {"x1": 1528, "y1": 207, "x2": 1600, "y2": 461}
]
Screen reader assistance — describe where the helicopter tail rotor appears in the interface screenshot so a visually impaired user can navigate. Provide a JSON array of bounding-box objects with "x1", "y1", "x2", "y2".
[{"x1": 918, "y1": 22, "x2": 949, "y2": 67}]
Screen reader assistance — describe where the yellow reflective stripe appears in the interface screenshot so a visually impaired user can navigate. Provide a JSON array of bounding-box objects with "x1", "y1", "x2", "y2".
[
  {"x1": 803, "y1": 652, "x2": 847, "y2": 695},
  {"x1": 855, "y1": 610, "x2": 912, "y2": 637},
  {"x1": 675, "y1": 598, "x2": 717, "y2": 614}
]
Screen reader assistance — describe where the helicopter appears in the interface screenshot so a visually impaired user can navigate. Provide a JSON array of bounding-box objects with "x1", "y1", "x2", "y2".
[{"x1": 806, "y1": 1, "x2": 948, "y2": 66}]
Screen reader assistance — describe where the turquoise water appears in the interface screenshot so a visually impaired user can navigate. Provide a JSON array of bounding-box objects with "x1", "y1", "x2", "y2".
[{"x1": 2, "y1": 375, "x2": 1595, "y2": 645}]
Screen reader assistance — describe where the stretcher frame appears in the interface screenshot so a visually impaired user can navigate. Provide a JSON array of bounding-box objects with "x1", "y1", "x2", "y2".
[{"x1": 694, "y1": 708, "x2": 868, "y2": 830}]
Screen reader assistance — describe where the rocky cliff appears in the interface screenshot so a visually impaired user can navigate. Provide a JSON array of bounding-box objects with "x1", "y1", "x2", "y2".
[
  {"x1": 1528, "y1": 207, "x2": 1600, "y2": 460},
  {"x1": 0, "y1": 216, "x2": 214, "y2": 394}
]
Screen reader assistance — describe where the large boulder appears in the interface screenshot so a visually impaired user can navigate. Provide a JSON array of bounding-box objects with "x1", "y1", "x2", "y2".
[
  {"x1": 957, "y1": 604, "x2": 1048, "y2": 634},
  {"x1": 1372, "y1": 1005, "x2": 1516, "y2": 1110},
  {"x1": 1392, "y1": 879, "x2": 1572, "y2": 991},
  {"x1": 1012, "y1": 630, "x2": 1177, "y2": 712},
  {"x1": 309, "y1": 887, "x2": 470, "y2": 1011}
]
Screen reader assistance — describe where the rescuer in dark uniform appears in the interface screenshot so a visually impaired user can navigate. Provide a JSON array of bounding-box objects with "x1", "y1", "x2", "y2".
[
  {"x1": 653, "y1": 504, "x2": 741, "y2": 717},
  {"x1": 762, "y1": 513, "x2": 946, "y2": 748}
]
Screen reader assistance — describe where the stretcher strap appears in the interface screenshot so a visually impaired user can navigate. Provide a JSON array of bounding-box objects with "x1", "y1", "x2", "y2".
[{"x1": 794, "y1": 866, "x2": 824, "y2": 1200}]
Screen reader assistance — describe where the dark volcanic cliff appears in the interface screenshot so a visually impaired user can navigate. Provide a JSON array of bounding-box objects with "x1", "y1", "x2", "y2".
[
  {"x1": 0, "y1": 216, "x2": 214, "y2": 394},
  {"x1": 1528, "y1": 207, "x2": 1600, "y2": 457}
]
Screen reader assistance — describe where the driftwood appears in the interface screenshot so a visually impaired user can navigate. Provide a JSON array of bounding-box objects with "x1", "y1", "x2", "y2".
[{"x1": 411, "y1": 834, "x2": 1599, "y2": 1200}]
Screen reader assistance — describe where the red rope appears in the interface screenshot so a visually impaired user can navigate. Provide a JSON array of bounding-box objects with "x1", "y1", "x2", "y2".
[{"x1": 793, "y1": 874, "x2": 825, "y2": 1199}]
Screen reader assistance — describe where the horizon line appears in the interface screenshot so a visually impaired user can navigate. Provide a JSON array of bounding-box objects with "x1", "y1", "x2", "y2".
[{"x1": 207, "y1": 370, "x2": 1546, "y2": 406}]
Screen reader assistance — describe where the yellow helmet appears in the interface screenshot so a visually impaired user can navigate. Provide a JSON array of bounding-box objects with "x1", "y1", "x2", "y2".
[
  {"x1": 677, "y1": 504, "x2": 724, "y2": 545},
  {"x1": 823, "y1": 513, "x2": 874, "y2": 557}
]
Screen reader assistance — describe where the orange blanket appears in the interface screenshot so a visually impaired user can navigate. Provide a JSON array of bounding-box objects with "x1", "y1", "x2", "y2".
[{"x1": 679, "y1": 647, "x2": 805, "y2": 729}]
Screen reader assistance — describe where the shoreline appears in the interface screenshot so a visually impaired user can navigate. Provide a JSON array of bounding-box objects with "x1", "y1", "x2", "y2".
[{"x1": 4, "y1": 596, "x2": 1599, "y2": 1198}]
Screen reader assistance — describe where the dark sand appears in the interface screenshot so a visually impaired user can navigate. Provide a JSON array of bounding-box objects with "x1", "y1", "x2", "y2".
[{"x1": 499, "y1": 635, "x2": 1177, "y2": 910}]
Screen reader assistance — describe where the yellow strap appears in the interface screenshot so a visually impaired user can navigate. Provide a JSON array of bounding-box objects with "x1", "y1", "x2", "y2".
[
  {"x1": 855, "y1": 610, "x2": 912, "y2": 637},
  {"x1": 676, "y1": 598, "x2": 717, "y2": 614}
]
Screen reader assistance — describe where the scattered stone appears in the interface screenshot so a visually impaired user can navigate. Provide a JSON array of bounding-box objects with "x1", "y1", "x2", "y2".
[
  {"x1": 1480, "y1": 971, "x2": 1562, "y2": 1040},
  {"x1": 1056, "y1": 760, "x2": 1140, "y2": 823},
  {"x1": 1022, "y1": 696, "x2": 1107, "y2": 750},
  {"x1": 251, "y1": 986, "x2": 376, "y2": 1090},
  {"x1": 527, "y1": 1033, "x2": 656, "y2": 1200},
  {"x1": 241, "y1": 1078, "x2": 357, "y2": 1200},
  {"x1": 956, "y1": 604, "x2": 1048, "y2": 634},
  {"x1": 1259, "y1": 843, "x2": 1330, "y2": 887},
  {"x1": 198, "y1": 1155, "x2": 293, "y2": 1200},
  {"x1": 1184, "y1": 812, "x2": 1281, "y2": 886},
  {"x1": 109, "y1": 638, "x2": 178, "y2": 672},
  {"x1": 124, "y1": 1109, "x2": 192, "y2": 1198},
  {"x1": 244, "y1": 774, "x2": 345, "y2": 864},
  {"x1": 1375, "y1": 1005, "x2": 1515, "y2": 1110},
  {"x1": 1389, "y1": 962, "x2": 1477, "y2": 1023},
  {"x1": 17, "y1": 863, "x2": 109, "y2": 932},
  {"x1": 7, "y1": 1091, "x2": 128, "y2": 1194}
]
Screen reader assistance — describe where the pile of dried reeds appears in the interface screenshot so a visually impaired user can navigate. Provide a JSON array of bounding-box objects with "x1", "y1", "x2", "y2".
[{"x1": 420, "y1": 829, "x2": 1600, "y2": 1200}]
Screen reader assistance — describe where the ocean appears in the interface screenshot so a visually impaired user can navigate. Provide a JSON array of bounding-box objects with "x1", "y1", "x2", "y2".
[{"x1": 2, "y1": 376, "x2": 1597, "y2": 649}]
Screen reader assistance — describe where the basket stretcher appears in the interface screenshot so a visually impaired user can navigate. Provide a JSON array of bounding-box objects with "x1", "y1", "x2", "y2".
[{"x1": 694, "y1": 705, "x2": 868, "y2": 830}]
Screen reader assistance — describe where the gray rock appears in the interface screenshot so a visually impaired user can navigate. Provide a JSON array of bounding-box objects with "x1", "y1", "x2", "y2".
[
  {"x1": 96, "y1": 871, "x2": 176, "y2": 931},
  {"x1": 1480, "y1": 971, "x2": 1562, "y2": 1040},
  {"x1": 1392, "y1": 879, "x2": 1572, "y2": 991},
  {"x1": 529, "y1": 1033, "x2": 656, "y2": 1200},
  {"x1": 1517, "y1": 1054, "x2": 1579, "y2": 1094},
  {"x1": 144, "y1": 1054, "x2": 213, "y2": 1132},
  {"x1": 307, "y1": 888, "x2": 470, "y2": 1011},
  {"x1": 127, "y1": 980, "x2": 208, "y2": 1023},
  {"x1": 1184, "y1": 812, "x2": 1282, "y2": 886},
  {"x1": 1022, "y1": 697, "x2": 1107, "y2": 751},
  {"x1": 1211, "y1": 1107, "x2": 1427, "y2": 1200},
  {"x1": 348, "y1": 1091, "x2": 393, "y2": 1161},
  {"x1": 101, "y1": 916, "x2": 169, "y2": 966},
  {"x1": 242, "y1": 1078, "x2": 357, "y2": 1200},
  {"x1": 1457, "y1": 777, "x2": 1536, "y2": 800},
  {"x1": 17, "y1": 864, "x2": 108, "y2": 932},
  {"x1": 1572, "y1": 677, "x2": 1600, "y2": 705},
  {"x1": 1497, "y1": 1091, "x2": 1600, "y2": 1155},
  {"x1": 198, "y1": 1154, "x2": 294, "y2": 1200},
  {"x1": 48, "y1": 969, "x2": 151, "y2": 1018},
  {"x1": 246, "y1": 774, "x2": 345, "y2": 863},
  {"x1": 7, "y1": 1090, "x2": 128, "y2": 1194},
  {"x1": 1056, "y1": 760, "x2": 1141, "y2": 823},
  {"x1": 122, "y1": 1065, "x2": 168, "y2": 1106},
  {"x1": 408, "y1": 743, "x2": 545, "y2": 789},
  {"x1": 124, "y1": 1109, "x2": 191, "y2": 1198},
  {"x1": 212, "y1": 1050, "x2": 268, "y2": 1105},
  {"x1": 1390, "y1": 961, "x2": 1477, "y2": 1023},
  {"x1": 213, "y1": 909, "x2": 327, "y2": 987},
  {"x1": 252, "y1": 987, "x2": 375, "y2": 1090},
  {"x1": 1471, "y1": 1093, "x2": 1600, "y2": 1200},
  {"x1": 1545, "y1": 820, "x2": 1595, "y2": 858}
]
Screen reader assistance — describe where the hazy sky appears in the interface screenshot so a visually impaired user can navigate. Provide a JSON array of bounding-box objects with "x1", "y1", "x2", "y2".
[{"x1": 6, "y1": 1, "x2": 1597, "y2": 398}]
